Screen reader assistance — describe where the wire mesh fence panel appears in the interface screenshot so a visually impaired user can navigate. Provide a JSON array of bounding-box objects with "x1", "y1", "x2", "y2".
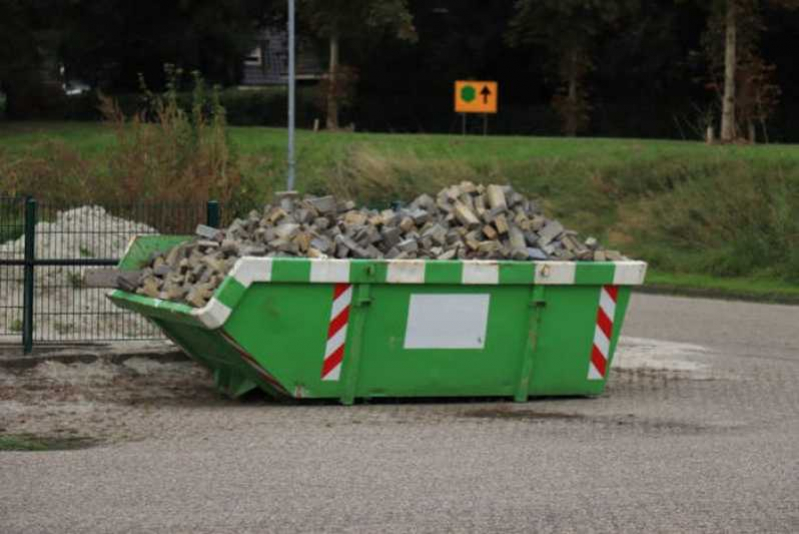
[
  {"x1": 0, "y1": 197, "x2": 25, "y2": 342},
  {"x1": 26, "y1": 201, "x2": 212, "y2": 344}
]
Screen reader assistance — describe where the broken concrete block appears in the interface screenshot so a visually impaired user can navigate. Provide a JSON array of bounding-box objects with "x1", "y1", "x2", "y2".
[
  {"x1": 306, "y1": 195, "x2": 337, "y2": 215},
  {"x1": 537, "y1": 221, "x2": 564, "y2": 246},
  {"x1": 508, "y1": 225, "x2": 527, "y2": 254},
  {"x1": 195, "y1": 224, "x2": 220, "y2": 240},
  {"x1": 486, "y1": 185, "x2": 507, "y2": 211},
  {"x1": 605, "y1": 250, "x2": 625, "y2": 261},
  {"x1": 453, "y1": 201, "x2": 480, "y2": 228},
  {"x1": 274, "y1": 223, "x2": 300, "y2": 240},
  {"x1": 399, "y1": 217, "x2": 415, "y2": 233},
  {"x1": 397, "y1": 239, "x2": 419, "y2": 253},
  {"x1": 527, "y1": 248, "x2": 549, "y2": 260},
  {"x1": 493, "y1": 214, "x2": 509, "y2": 235}
]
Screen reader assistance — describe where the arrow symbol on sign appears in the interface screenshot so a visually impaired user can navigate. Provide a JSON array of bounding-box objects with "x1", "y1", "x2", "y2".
[{"x1": 480, "y1": 85, "x2": 492, "y2": 104}]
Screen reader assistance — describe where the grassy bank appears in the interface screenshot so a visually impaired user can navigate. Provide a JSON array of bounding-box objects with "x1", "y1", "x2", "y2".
[{"x1": 2, "y1": 121, "x2": 798, "y2": 301}]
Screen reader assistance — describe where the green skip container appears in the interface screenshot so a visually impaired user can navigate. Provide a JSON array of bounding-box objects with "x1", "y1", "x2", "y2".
[{"x1": 110, "y1": 236, "x2": 647, "y2": 404}]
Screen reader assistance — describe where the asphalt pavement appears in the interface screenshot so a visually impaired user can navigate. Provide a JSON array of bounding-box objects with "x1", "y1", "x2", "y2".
[{"x1": 1, "y1": 293, "x2": 798, "y2": 533}]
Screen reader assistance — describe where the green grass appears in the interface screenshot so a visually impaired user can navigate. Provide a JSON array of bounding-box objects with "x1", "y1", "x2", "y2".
[
  {"x1": 644, "y1": 269, "x2": 799, "y2": 304},
  {"x1": 2, "y1": 120, "x2": 799, "y2": 302},
  {"x1": 0, "y1": 433, "x2": 97, "y2": 451},
  {"x1": 5, "y1": 121, "x2": 798, "y2": 174}
]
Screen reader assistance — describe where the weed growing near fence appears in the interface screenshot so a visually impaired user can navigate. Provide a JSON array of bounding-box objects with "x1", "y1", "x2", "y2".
[
  {"x1": 0, "y1": 67, "x2": 266, "y2": 215},
  {"x1": 99, "y1": 66, "x2": 243, "y2": 205}
]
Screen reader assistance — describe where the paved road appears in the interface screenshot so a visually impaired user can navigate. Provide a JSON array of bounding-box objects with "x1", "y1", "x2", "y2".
[{"x1": 2, "y1": 293, "x2": 798, "y2": 533}]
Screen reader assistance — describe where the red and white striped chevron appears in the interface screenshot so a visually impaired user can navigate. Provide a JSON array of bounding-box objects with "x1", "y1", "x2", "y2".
[
  {"x1": 321, "y1": 283, "x2": 353, "y2": 381},
  {"x1": 588, "y1": 285, "x2": 619, "y2": 381}
]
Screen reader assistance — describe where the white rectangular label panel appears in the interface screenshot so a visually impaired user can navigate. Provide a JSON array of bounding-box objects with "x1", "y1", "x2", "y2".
[{"x1": 403, "y1": 294, "x2": 490, "y2": 350}]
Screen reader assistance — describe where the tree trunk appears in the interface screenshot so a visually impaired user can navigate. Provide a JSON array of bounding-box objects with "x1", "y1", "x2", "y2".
[
  {"x1": 566, "y1": 69, "x2": 578, "y2": 137},
  {"x1": 326, "y1": 32, "x2": 340, "y2": 131},
  {"x1": 721, "y1": 0, "x2": 738, "y2": 142}
]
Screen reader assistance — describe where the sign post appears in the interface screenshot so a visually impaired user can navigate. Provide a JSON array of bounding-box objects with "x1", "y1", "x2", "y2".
[
  {"x1": 287, "y1": 0, "x2": 296, "y2": 191},
  {"x1": 454, "y1": 81, "x2": 498, "y2": 136}
]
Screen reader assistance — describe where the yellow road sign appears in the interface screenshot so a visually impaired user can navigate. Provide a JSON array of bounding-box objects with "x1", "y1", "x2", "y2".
[{"x1": 455, "y1": 81, "x2": 498, "y2": 114}]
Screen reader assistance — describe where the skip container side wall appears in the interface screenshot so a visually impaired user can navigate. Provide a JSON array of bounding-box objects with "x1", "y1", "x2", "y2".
[{"x1": 109, "y1": 236, "x2": 643, "y2": 403}]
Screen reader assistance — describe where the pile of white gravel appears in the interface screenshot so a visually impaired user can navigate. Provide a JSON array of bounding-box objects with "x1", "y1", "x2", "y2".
[{"x1": 0, "y1": 206, "x2": 158, "y2": 341}]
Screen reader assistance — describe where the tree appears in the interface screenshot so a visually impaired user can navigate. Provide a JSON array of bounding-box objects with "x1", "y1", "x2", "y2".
[
  {"x1": 0, "y1": 0, "x2": 66, "y2": 118},
  {"x1": 60, "y1": 0, "x2": 269, "y2": 92},
  {"x1": 298, "y1": 0, "x2": 416, "y2": 130},
  {"x1": 507, "y1": 0, "x2": 639, "y2": 136},
  {"x1": 697, "y1": 0, "x2": 799, "y2": 142}
]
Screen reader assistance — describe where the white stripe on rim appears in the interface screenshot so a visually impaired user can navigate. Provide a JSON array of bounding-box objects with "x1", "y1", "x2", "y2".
[
  {"x1": 613, "y1": 261, "x2": 648, "y2": 285},
  {"x1": 462, "y1": 262, "x2": 500, "y2": 285},
  {"x1": 387, "y1": 260, "x2": 425, "y2": 284},
  {"x1": 230, "y1": 258, "x2": 273, "y2": 288},
  {"x1": 534, "y1": 262, "x2": 577, "y2": 285},
  {"x1": 194, "y1": 298, "x2": 233, "y2": 329},
  {"x1": 311, "y1": 259, "x2": 351, "y2": 283}
]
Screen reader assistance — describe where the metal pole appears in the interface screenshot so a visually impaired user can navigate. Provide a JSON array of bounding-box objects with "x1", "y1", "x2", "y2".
[
  {"x1": 287, "y1": 0, "x2": 296, "y2": 191},
  {"x1": 461, "y1": 113, "x2": 466, "y2": 136},
  {"x1": 206, "y1": 200, "x2": 220, "y2": 228},
  {"x1": 22, "y1": 197, "x2": 36, "y2": 354}
]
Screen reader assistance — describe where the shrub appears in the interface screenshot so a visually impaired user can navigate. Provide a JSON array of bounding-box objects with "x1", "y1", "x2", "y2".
[
  {"x1": 0, "y1": 67, "x2": 267, "y2": 221},
  {"x1": 63, "y1": 86, "x2": 320, "y2": 128},
  {"x1": 97, "y1": 66, "x2": 244, "y2": 206}
]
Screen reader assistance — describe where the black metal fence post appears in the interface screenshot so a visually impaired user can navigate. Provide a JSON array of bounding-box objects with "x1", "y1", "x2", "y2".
[
  {"x1": 22, "y1": 197, "x2": 36, "y2": 354},
  {"x1": 206, "y1": 200, "x2": 220, "y2": 228}
]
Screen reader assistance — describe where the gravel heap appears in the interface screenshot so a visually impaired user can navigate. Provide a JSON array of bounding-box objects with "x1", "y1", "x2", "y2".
[
  {"x1": 0, "y1": 206, "x2": 158, "y2": 340},
  {"x1": 131, "y1": 183, "x2": 627, "y2": 307}
]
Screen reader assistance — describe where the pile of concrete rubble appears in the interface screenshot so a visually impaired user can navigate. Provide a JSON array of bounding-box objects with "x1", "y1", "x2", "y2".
[{"x1": 129, "y1": 183, "x2": 626, "y2": 307}]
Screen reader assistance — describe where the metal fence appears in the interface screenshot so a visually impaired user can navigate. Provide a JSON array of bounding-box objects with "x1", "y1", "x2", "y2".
[{"x1": 0, "y1": 197, "x2": 220, "y2": 352}]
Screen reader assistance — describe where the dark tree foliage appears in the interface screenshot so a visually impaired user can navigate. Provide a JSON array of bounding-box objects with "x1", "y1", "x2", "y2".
[
  {"x1": 0, "y1": 0, "x2": 69, "y2": 118},
  {"x1": 60, "y1": 0, "x2": 270, "y2": 91},
  {"x1": 2, "y1": 0, "x2": 799, "y2": 140}
]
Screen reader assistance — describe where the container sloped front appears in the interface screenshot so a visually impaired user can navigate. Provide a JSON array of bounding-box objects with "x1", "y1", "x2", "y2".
[{"x1": 109, "y1": 236, "x2": 647, "y2": 404}]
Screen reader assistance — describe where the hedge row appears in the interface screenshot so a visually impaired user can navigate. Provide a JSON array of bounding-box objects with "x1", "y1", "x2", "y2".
[{"x1": 60, "y1": 86, "x2": 323, "y2": 127}]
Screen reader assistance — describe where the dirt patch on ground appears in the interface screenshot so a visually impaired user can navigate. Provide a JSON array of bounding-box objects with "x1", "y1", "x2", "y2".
[{"x1": 0, "y1": 357, "x2": 226, "y2": 446}]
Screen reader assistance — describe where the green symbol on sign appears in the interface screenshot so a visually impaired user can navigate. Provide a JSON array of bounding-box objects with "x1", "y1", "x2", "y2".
[{"x1": 460, "y1": 86, "x2": 476, "y2": 103}]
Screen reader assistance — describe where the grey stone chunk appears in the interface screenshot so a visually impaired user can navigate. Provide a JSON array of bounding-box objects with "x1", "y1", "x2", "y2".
[
  {"x1": 240, "y1": 245, "x2": 267, "y2": 257},
  {"x1": 306, "y1": 195, "x2": 337, "y2": 215},
  {"x1": 381, "y1": 227, "x2": 402, "y2": 249},
  {"x1": 274, "y1": 223, "x2": 300, "y2": 240},
  {"x1": 153, "y1": 264, "x2": 172, "y2": 277},
  {"x1": 537, "y1": 221, "x2": 564, "y2": 246},
  {"x1": 409, "y1": 208, "x2": 430, "y2": 226},
  {"x1": 453, "y1": 201, "x2": 480, "y2": 228},
  {"x1": 422, "y1": 224, "x2": 448, "y2": 246},
  {"x1": 508, "y1": 225, "x2": 527, "y2": 253},
  {"x1": 116, "y1": 272, "x2": 141, "y2": 291},
  {"x1": 397, "y1": 239, "x2": 419, "y2": 253},
  {"x1": 310, "y1": 236, "x2": 333, "y2": 254},
  {"x1": 605, "y1": 250, "x2": 625, "y2": 261},
  {"x1": 486, "y1": 185, "x2": 507, "y2": 211},
  {"x1": 527, "y1": 248, "x2": 549, "y2": 260},
  {"x1": 195, "y1": 224, "x2": 220, "y2": 240}
]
